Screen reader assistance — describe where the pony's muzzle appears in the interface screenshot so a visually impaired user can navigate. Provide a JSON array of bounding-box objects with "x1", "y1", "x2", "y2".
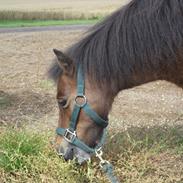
[
  {"x1": 62, "y1": 146, "x2": 74, "y2": 161},
  {"x1": 51, "y1": 139, "x2": 91, "y2": 163},
  {"x1": 51, "y1": 139, "x2": 75, "y2": 161}
]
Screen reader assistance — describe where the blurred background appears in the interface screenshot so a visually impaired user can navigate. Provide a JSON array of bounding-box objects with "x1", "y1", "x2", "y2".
[{"x1": 0, "y1": 0, "x2": 130, "y2": 27}]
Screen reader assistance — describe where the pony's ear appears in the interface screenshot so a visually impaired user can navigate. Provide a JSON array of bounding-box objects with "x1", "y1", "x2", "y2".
[{"x1": 53, "y1": 49, "x2": 73, "y2": 74}]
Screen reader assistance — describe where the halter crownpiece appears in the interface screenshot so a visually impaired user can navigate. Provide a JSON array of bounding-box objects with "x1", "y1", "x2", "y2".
[{"x1": 56, "y1": 65, "x2": 120, "y2": 183}]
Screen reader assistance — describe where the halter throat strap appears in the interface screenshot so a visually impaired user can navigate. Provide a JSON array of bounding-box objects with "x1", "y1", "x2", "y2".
[{"x1": 56, "y1": 66, "x2": 108, "y2": 154}]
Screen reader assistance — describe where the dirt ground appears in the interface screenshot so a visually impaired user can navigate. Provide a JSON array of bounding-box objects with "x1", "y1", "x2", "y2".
[{"x1": 0, "y1": 29, "x2": 183, "y2": 131}]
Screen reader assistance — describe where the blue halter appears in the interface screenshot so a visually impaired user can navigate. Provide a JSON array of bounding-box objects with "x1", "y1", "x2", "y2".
[
  {"x1": 56, "y1": 66, "x2": 108, "y2": 154},
  {"x1": 56, "y1": 66, "x2": 120, "y2": 183}
]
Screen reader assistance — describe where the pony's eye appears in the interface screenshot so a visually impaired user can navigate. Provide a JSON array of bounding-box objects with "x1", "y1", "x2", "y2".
[{"x1": 58, "y1": 98, "x2": 68, "y2": 108}]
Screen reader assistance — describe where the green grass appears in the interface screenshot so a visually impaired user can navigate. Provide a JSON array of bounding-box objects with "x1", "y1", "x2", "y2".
[
  {"x1": 0, "y1": 127, "x2": 183, "y2": 183},
  {"x1": 0, "y1": 19, "x2": 99, "y2": 28},
  {"x1": 0, "y1": 129, "x2": 100, "y2": 183},
  {"x1": 0, "y1": 130, "x2": 45, "y2": 172}
]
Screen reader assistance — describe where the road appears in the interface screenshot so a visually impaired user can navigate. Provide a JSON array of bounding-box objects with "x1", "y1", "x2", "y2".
[{"x1": 0, "y1": 24, "x2": 91, "y2": 34}]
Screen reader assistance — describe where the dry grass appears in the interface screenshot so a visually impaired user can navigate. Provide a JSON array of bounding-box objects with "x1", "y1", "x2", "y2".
[
  {"x1": 0, "y1": 0, "x2": 130, "y2": 20},
  {"x1": 0, "y1": 10, "x2": 102, "y2": 20},
  {"x1": 0, "y1": 127, "x2": 183, "y2": 183}
]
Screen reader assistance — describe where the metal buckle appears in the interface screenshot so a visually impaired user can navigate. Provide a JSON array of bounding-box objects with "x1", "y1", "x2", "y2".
[
  {"x1": 95, "y1": 148, "x2": 110, "y2": 168},
  {"x1": 64, "y1": 129, "x2": 76, "y2": 143},
  {"x1": 75, "y1": 95, "x2": 87, "y2": 107}
]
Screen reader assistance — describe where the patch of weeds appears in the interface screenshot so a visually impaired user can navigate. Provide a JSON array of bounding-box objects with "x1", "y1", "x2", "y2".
[
  {"x1": 0, "y1": 129, "x2": 104, "y2": 182},
  {"x1": 0, "y1": 129, "x2": 46, "y2": 172}
]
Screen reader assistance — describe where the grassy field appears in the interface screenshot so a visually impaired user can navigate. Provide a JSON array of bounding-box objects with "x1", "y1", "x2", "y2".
[
  {"x1": 0, "y1": 127, "x2": 183, "y2": 183},
  {"x1": 0, "y1": 0, "x2": 130, "y2": 20},
  {"x1": 0, "y1": 19, "x2": 98, "y2": 28}
]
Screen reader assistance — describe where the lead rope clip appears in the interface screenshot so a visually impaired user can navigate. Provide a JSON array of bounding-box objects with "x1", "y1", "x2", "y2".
[
  {"x1": 95, "y1": 148, "x2": 120, "y2": 183},
  {"x1": 95, "y1": 148, "x2": 110, "y2": 168}
]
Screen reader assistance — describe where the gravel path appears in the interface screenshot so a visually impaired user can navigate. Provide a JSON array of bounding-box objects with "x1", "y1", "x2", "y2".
[{"x1": 0, "y1": 25, "x2": 91, "y2": 34}]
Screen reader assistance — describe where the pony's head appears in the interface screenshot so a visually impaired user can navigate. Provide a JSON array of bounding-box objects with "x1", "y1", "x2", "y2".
[{"x1": 51, "y1": 49, "x2": 113, "y2": 163}]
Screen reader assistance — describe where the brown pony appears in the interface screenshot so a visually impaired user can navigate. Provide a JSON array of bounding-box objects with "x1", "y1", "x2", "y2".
[{"x1": 49, "y1": 0, "x2": 183, "y2": 162}]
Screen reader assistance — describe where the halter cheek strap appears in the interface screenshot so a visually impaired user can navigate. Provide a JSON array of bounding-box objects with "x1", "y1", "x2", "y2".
[{"x1": 56, "y1": 65, "x2": 108, "y2": 154}]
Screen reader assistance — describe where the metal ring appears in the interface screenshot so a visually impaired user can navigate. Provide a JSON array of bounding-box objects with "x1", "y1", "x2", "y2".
[{"x1": 75, "y1": 95, "x2": 87, "y2": 107}]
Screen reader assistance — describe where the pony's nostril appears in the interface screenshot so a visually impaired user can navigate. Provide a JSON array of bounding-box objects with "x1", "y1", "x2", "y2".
[{"x1": 64, "y1": 147, "x2": 74, "y2": 161}]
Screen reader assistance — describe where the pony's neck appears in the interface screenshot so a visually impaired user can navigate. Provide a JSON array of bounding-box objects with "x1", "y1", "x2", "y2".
[
  {"x1": 100, "y1": 68, "x2": 160, "y2": 96},
  {"x1": 92, "y1": 69, "x2": 161, "y2": 118}
]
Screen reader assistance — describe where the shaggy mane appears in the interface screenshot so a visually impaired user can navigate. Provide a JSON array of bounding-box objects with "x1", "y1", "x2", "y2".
[{"x1": 49, "y1": 0, "x2": 183, "y2": 90}]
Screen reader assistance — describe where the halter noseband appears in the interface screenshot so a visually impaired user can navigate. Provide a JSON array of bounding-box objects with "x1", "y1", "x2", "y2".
[{"x1": 56, "y1": 65, "x2": 108, "y2": 154}]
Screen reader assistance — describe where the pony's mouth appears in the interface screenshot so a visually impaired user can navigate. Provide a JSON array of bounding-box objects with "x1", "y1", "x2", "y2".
[
  {"x1": 52, "y1": 139, "x2": 91, "y2": 164},
  {"x1": 74, "y1": 146, "x2": 91, "y2": 164}
]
